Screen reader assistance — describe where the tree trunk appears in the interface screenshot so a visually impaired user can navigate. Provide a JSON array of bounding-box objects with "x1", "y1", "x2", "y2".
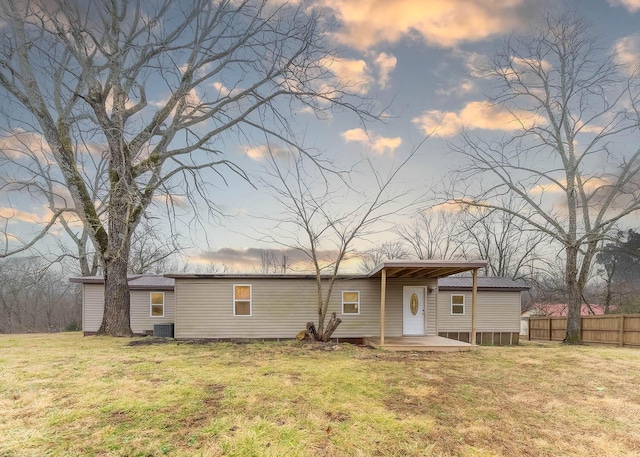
[
  {"x1": 96, "y1": 158, "x2": 134, "y2": 337},
  {"x1": 306, "y1": 321, "x2": 319, "y2": 341},
  {"x1": 97, "y1": 253, "x2": 133, "y2": 336},
  {"x1": 603, "y1": 273, "x2": 613, "y2": 314},
  {"x1": 321, "y1": 312, "x2": 342, "y2": 342},
  {"x1": 564, "y1": 245, "x2": 582, "y2": 344}
]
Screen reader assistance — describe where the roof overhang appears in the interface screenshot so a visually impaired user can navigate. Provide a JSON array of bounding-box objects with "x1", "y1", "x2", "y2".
[
  {"x1": 69, "y1": 276, "x2": 107, "y2": 284},
  {"x1": 164, "y1": 273, "x2": 366, "y2": 280},
  {"x1": 438, "y1": 286, "x2": 530, "y2": 292},
  {"x1": 367, "y1": 260, "x2": 488, "y2": 279}
]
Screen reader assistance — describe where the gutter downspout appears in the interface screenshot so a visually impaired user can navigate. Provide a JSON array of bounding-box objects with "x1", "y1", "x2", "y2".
[
  {"x1": 380, "y1": 269, "x2": 387, "y2": 346},
  {"x1": 471, "y1": 268, "x2": 478, "y2": 345}
]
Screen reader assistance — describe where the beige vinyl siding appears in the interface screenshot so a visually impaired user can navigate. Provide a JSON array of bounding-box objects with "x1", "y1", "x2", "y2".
[
  {"x1": 83, "y1": 284, "x2": 105, "y2": 332},
  {"x1": 384, "y1": 278, "x2": 437, "y2": 336},
  {"x1": 174, "y1": 277, "x2": 438, "y2": 339},
  {"x1": 436, "y1": 290, "x2": 521, "y2": 332},
  {"x1": 130, "y1": 290, "x2": 176, "y2": 334},
  {"x1": 82, "y1": 284, "x2": 175, "y2": 334}
]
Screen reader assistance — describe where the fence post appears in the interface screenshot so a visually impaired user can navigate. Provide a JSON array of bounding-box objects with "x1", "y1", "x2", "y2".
[
  {"x1": 548, "y1": 318, "x2": 552, "y2": 341},
  {"x1": 619, "y1": 315, "x2": 625, "y2": 347}
]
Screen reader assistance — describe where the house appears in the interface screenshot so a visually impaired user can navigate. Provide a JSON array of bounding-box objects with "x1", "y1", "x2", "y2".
[{"x1": 71, "y1": 260, "x2": 529, "y2": 349}]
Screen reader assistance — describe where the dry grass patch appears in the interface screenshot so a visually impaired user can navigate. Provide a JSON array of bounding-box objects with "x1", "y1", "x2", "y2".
[{"x1": 1, "y1": 335, "x2": 639, "y2": 456}]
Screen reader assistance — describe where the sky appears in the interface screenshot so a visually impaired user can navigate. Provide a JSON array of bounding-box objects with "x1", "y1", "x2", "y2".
[{"x1": 2, "y1": 0, "x2": 640, "y2": 273}]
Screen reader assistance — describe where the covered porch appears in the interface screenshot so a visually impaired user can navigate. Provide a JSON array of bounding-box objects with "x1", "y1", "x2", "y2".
[
  {"x1": 364, "y1": 335, "x2": 475, "y2": 352},
  {"x1": 368, "y1": 260, "x2": 487, "y2": 351}
]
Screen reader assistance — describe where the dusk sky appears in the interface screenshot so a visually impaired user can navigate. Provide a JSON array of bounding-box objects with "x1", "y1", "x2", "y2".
[{"x1": 2, "y1": 0, "x2": 640, "y2": 272}]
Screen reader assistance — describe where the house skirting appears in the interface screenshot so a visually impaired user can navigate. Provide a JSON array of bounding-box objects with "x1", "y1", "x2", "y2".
[
  {"x1": 439, "y1": 331, "x2": 519, "y2": 346},
  {"x1": 83, "y1": 331, "x2": 148, "y2": 337}
]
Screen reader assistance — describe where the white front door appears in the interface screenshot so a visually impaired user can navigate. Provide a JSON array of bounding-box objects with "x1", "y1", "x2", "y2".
[{"x1": 403, "y1": 287, "x2": 425, "y2": 336}]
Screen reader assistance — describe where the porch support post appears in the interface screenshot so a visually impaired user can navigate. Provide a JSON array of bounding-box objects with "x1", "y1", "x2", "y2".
[
  {"x1": 380, "y1": 268, "x2": 387, "y2": 346},
  {"x1": 471, "y1": 268, "x2": 478, "y2": 345}
]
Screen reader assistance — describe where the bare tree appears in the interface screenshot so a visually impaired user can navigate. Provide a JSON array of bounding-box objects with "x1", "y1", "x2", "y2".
[
  {"x1": 358, "y1": 241, "x2": 409, "y2": 273},
  {"x1": 460, "y1": 204, "x2": 545, "y2": 281},
  {"x1": 128, "y1": 219, "x2": 183, "y2": 275},
  {"x1": 0, "y1": 257, "x2": 80, "y2": 333},
  {"x1": 396, "y1": 209, "x2": 467, "y2": 261},
  {"x1": 596, "y1": 230, "x2": 640, "y2": 313},
  {"x1": 258, "y1": 249, "x2": 290, "y2": 274},
  {"x1": 258, "y1": 140, "x2": 424, "y2": 342},
  {"x1": 446, "y1": 12, "x2": 640, "y2": 343},
  {"x1": 0, "y1": 0, "x2": 373, "y2": 335}
]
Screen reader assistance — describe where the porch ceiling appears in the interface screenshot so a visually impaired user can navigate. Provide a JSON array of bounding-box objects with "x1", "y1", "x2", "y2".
[{"x1": 368, "y1": 260, "x2": 487, "y2": 279}]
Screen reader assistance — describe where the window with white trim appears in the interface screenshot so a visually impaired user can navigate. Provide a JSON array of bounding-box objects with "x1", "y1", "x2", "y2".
[
  {"x1": 342, "y1": 291, "x2": 360, "y2": 315},
  {"x1": 150, "y1": 292, "x2": 165, "y2": 317},
  {"x1": 451, "y1": 294, "x2": 465, "y2": 315},
  {"x1": 233, "y1": 284, "x2": 252, "y2": 316}
]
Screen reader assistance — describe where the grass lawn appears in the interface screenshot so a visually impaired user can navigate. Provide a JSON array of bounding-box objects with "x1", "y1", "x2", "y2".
[{"x1": 1, "y1": 334, "x2": 640, "y2": 456}]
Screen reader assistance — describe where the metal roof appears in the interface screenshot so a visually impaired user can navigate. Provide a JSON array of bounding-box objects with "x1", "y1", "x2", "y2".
[
  {"x1": 70, "y1": 262, "x2": 526, "y2": 292},
  {"x1": 166, "y1": 260, "x2": 487, "y2": 281},
  {"x1": 164, "y1": 273, "x2": 366, "y2": 280},
  {"x1": 367, "y1": 260, "x2": 487, "y2": 279},
  {"x1": 69, "y1": 275, "x2": 175, "y2": 290}
]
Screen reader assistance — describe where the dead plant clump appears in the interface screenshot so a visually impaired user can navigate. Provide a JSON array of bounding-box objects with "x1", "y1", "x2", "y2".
[{"x1": 1, "y1": 334, "x2": 639, "y2": 456}]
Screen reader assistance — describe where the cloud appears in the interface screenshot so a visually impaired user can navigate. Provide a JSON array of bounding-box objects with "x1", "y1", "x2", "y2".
[
  {"x1": 608, "y1": 0, "x2": 640, "y2": 12},
  {"x1": 500, "y1": 57, "x2": 553, "y2": 92},
  {"x1": 241, "y1": 144, "x2": 291, "y2": 161},
  {"x1": 412, "y1": 101, "x2": 545, "y2": 138},
  {"x1": 373, "y1": 52, "x2": 397, "y2": 88},
  {"x1": 319, "y1": 0, "x2": 528, "y2": 50},
  {"x1": 0, "y1": 205, "x2": 55, "y2": 224},
  {"x1": 296, "y1": 106, "x2": 315, "y2": 115},
  {"x1": 341, "y1": 128, "x2": 402, "y2": 155},
  {"x1": 243, "y1": 145, "x2": 271, "y2": 161},
  {"x1": 432, "y1": 199, "x2": 485, "y2": 213},
  {"x1": 191, "y1": 246, "x2": 365, "y2": 273},
  {"x1": 529, "y1": 177, "x2": 611, "y2": 195},
  {"x1": 436, "y1": 80, "x2": 476, "y2": 97},
  {"x1": 3, "y1": 232, "x2": 18, "y2": 241},
  {"x1": 212, "y1": 81, "x2": 230, "y2": 97},
  {"x1": 321, "y1": 56, "x2": 372, "y2": 94},
  {"x1": 464, "y1": 51, "x2": 493, "y2": 77},
  {"x1": 104, "y1": 91, "x2": 136, "y2": 116},
  {"x1": 614, "y1": 34, "x2": 640, "y2": 71},
  {"x1": 192, "y1": 247, "x2": 311, "y2": 271},
  {"x1": 412, "y1": 111, "x2": 464, "y2": 138},
  {"x1": 0, "y1": 129, "x2": 54, "y2": 165},
  {"x1": 150, "y1": 88, "x2": 203, "y2": 113},
  {"x1": 211, "y1": 81, "x2": 243, "y2": 99},
  {"x1": 317, "y1": 53, "x2": 397, "y2": 96},
  {"x1": 152, "y1": 194, "x2": 190, "y2": 210}
]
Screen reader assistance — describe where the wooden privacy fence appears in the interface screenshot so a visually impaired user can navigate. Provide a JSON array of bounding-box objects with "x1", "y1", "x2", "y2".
[{"x1": 528, "y1": 314, "x2": 640, "y2": 347}]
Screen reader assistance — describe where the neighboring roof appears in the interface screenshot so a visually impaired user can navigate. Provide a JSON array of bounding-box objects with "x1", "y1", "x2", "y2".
[
  {"x1": 524, "y1": 303, "x2": 607, "y2": 317},
  {"x1": 69, "y1": 275, "x2": 175, "y2": 291},
  {"x1": 438, "y1": 277, "x2": 530, "y2": 292},
  {"x1": 367, "y1": 260, "x2": 488, "y2": 279}
]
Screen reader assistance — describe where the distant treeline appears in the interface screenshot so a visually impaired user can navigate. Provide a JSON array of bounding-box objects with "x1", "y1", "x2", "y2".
[{"x1": 0, "y1": 258, "x2": 81, "y2": 334}]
